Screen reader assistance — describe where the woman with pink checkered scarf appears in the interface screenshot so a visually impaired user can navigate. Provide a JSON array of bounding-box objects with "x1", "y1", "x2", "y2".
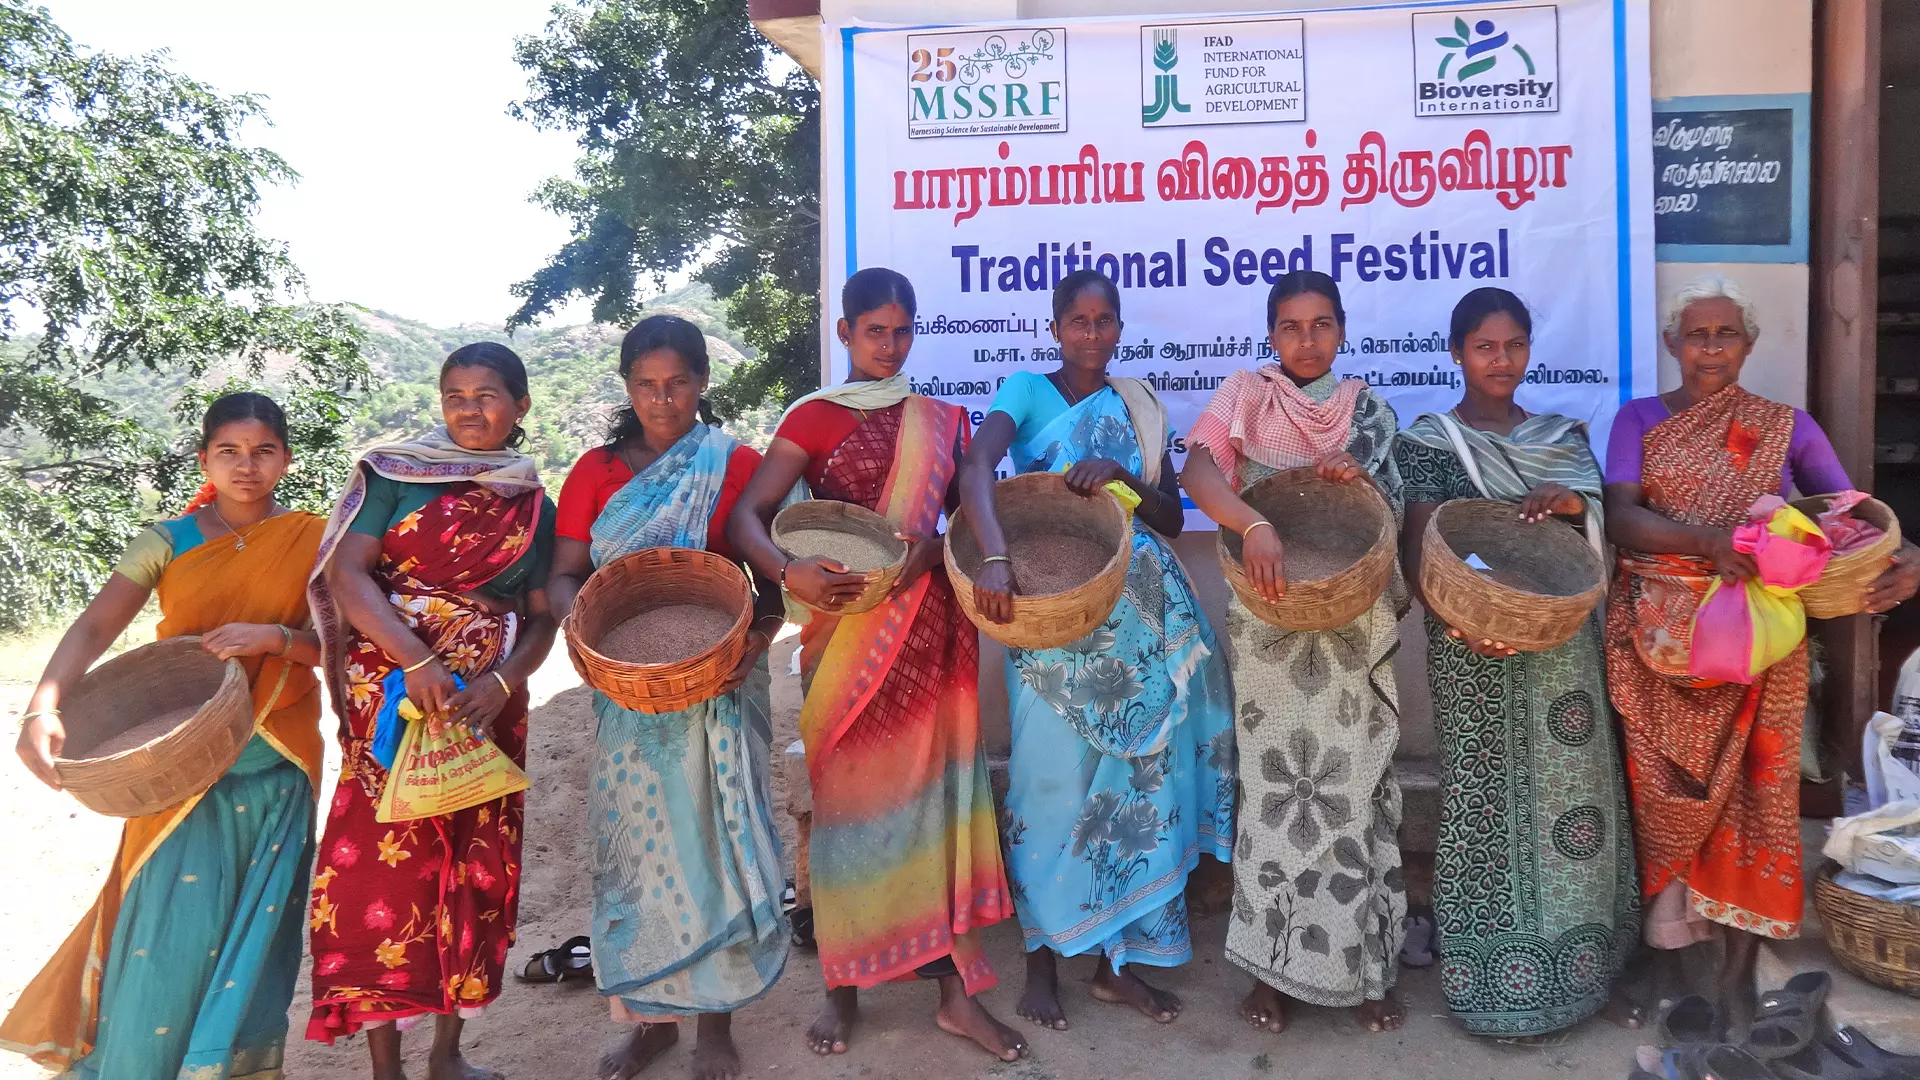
[{"x1": 1182, "y1": 271, "x2": 1410, "y2": 1039}]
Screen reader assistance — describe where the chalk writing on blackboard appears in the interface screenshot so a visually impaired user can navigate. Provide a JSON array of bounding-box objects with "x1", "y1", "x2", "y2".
[{"x1": 1651, "y1": 108, "x2": 1793, "y2": 247}]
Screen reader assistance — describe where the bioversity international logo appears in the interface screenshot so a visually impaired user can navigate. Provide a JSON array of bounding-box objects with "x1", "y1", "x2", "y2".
[{"x1": 1411, "y1": 6, "x2": 1559, "y2": 116}]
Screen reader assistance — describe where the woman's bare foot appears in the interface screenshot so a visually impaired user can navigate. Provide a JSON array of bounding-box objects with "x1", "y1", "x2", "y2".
[
  {"x1": 1239, "y1": 982, "x2": 1287, "y2": 1034},
  {"x1": 1088, "y1": 957, "x2": 1181, "y2": 1023},
  {"x1": 690, "y1": 1014, "x2": 740, "y2": 1080},
  {"x1": 1355, "y1": 992, "x2": 1406, "y2": 1033},
  {"x1": 1018, "y1": 949, "x2": 1069, "y2": 1030},
  {"x1": 426, "y1": 1049, "x2": 505, "y2": 1080},
  {"x1": 806, "y1": 986, "x2": 858, "y2": 1055},
  {"x1": 598, "y1": 1022, "x2": 679, "y2": 1080},
  {"x1": 933, "y1": 976, "x2": 1028, "y2": 1062},
  {"x1": 1603, "y1": 985, "x2": 1647, "y2": 1030}
]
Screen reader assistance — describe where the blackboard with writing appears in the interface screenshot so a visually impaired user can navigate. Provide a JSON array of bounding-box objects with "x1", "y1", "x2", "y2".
[{"x1": 1652, "y1": 107, "x2": 1795, "y2": 248}]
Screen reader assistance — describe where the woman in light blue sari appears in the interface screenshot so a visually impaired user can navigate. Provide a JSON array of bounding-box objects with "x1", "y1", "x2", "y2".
[
  {"x1": 957, "y1": 270, "x2": 1235, "y2": 1032},
  {"x1": 548, "y1": 316, "x2": 789, "y2": 1080}
]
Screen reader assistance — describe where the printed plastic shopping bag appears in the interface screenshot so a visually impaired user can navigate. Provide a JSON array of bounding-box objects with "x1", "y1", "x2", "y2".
[
  {"x1": 375, "y1": 680, "x2": 529, "y2": 823},
  {"x1": 1689, "y1": 496, "x2": 1832, "y2": 684}
]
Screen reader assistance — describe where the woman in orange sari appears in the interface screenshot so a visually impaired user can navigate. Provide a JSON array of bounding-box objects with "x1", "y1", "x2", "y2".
[
  {"x1": 728, "y1": 268, "x2": 1022, "y2": 1064},
  {"x1": 1605, "y1": 276, "x2": 1920, "y2": 1028},
  {"x1": 306, "y1": 343, "x2": 558, "y2": 1080},
  {"x1": 5, "y1": 393, "x2": 326, "y2": 1080}
]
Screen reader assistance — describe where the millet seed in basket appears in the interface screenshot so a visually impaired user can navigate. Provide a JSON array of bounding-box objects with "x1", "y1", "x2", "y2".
[{"x1": 597, "y1": 604, "x2": 738, "y2": 665}]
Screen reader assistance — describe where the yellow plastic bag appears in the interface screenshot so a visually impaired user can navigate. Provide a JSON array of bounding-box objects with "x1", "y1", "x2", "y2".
[{"x1": 375, "y1": 699, "x2": 529, "y2": 823}]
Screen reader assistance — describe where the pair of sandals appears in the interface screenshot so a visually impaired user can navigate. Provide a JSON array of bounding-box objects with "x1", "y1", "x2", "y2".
[{"x1": 1634, "y1": 973, "x2": 1920, "y2": 1079}]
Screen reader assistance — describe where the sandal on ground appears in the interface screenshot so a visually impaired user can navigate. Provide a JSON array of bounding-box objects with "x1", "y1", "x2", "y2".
[
  {"x1": 1662, "y1": 995, "x2": 1725, "y2": 1049},
  {"x1": 517, "y1": 935, "x2": 592, "y2": 983},
  {"x1": 1700, "y1": 1046, "x2": 1775, "y2": 1080},
  {"x1": 1769, "y1": 1041, "x2": 1884, "y2": 1080},
  {"x1": 1825, "y1": 1027, "x2": 1920, "y2": 1080},
  {"x1": 1746, "y1": 971, "x2": 1832, "y2": 1060},
  {"x1": 1400, "y1": 907, "x2": 1436, "y2": 968},
  {"x1": 789, "y1": 906, "x2": 815, "y2": 950}
]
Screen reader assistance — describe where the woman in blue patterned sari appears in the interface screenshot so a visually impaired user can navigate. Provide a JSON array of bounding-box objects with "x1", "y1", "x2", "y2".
[
  {"x1": 548, "y1": 316, "x2": 789, "y2": 1080},
  {"x1": 957, "y1": 270, "x2": 1235, "y2": 1033}
]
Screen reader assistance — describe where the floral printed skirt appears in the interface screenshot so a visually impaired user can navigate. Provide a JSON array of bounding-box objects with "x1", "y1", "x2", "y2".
[{"x1": 1223, "y1": 594, "x2": 1407, "y2": 1007}]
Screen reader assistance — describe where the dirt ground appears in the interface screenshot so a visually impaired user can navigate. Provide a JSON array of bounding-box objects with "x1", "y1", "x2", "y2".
[{"x1": 0, "y1": 633, "x2": 1648, "y2": 1080}]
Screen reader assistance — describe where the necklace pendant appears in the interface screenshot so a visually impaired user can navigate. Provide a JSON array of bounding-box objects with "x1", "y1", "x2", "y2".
[{"x1": 234, "y1": 538, "x2": 246, "y2": 550}]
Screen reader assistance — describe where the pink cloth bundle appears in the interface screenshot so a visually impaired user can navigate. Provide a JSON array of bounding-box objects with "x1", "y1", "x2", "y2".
[
  {"x1": 1815, "y1": 489, "x2": 1887, "y2": 555},
  {"x1": 1688, "y1": 495, "x2": 1833, "y2": 685}
]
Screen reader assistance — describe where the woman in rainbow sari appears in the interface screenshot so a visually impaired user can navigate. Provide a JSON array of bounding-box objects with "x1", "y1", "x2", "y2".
[
  {"x1": 306, "y1": 343, "x2": 558, "y2": 1080},
  {"x1": 1182, "y1": 271, "x2": 1408, "y2": 1036},
  {"x1": 6, "y1": 393, "x2": 326, "y2": 1080},
  {"x1": 1393, "y1": 288, "x2": 1639, "y2": 1037},
  {"x1": 547, "y1": 315, "x2": 789, "y2": 1080},
  {"x1": 1605, "y1": 276, "x2": 1919, "y2": 1028},
  {"x1": 956, "y1": 270, "x2": 1234, "y2": 1033},
  {"x1": 728, "y1": 268, "x2": 1023, "y2": 1063}
]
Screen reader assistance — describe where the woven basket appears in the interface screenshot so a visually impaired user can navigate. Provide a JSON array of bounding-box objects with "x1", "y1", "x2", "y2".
[
  {"x1": 53, "y1": 636, "x2": 254, "y2": 817},
  {"x1": 1418, "y1": 499, "x2": 1606, "y2": 652},
  {"x1": 1813, "y1": 861, "x2": 1920, "y2": 996},
  {"x1": 564, "y1": 547, "x2": 751, "y2": 714},
  {"x1": 772, "y1": 500, "x2": 907, "y2": 615},
  {"x1": 946, "y1": 472, "x2": 1131, "y2": 650},
  {"x1": 1794, "y1": 494, "x2": 1903, "y2": 619},
  {"x1": 1218, "y1": 468, "x2": 1396, "y2": 631}
]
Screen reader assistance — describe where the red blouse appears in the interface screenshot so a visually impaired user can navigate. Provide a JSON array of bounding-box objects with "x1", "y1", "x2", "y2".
[
  {"x1": 772, "y1": 399, "x2": 871, "y2": 490},
  {"x1": 554, "y1": 443, "x2": 761, "y2": 560}
]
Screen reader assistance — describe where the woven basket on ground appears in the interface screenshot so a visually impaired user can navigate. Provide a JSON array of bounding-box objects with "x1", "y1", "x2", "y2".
[
  {"x1": 564, "y1": 547, "x2": 751, "y2": 714},
  {"x1": 1793, "y1": 494, "x2": 1903, "y2": 619},
  {"x1": 773, "y1": 500, "x2": 908, "y2": 616},
  {"x1": 946, "y1": 472, "x2": 1131, "y2": 650},
  {"x1": 1813, "y1": 861, "x2": 1920, "y2": 996},
  {"x1": 53, "y1": 636, "x2": 253, "y2": 817},
  {"x1": 1418, "y1": 499, "x2": 1606, "y2": 652},
  {"x1": 1217, "y1": 467, "x2": 1396, "y2": 631}
]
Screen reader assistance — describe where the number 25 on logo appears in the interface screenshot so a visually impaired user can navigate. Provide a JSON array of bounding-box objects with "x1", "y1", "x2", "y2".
[{"x1": 911, "y1": 47, "x2": 957, "y2": 83}]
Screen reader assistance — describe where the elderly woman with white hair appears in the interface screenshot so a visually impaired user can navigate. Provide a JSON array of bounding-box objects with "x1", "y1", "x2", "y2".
[{"x1": 1603, "y1": 275, "x2": 1920, "y2": 1030}]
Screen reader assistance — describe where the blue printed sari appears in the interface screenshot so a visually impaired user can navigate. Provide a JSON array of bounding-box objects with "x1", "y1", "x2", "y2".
[
  {"x1": 999, "y1": 387, "x2": 1236, "y2": 968},
  {"x1": 585, "y1": 424, "x2": 787, "y2": 1016}
]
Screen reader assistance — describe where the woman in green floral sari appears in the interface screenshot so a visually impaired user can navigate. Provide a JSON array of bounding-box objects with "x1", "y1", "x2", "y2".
[{"x1": 1392, "y1": 287, "x2": 1639, "y2": 1038}]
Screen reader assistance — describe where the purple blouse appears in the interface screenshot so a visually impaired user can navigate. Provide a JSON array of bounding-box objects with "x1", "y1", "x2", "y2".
[{"x1": 1603, "y1": 395, "x2": 1851, "y2": 496}]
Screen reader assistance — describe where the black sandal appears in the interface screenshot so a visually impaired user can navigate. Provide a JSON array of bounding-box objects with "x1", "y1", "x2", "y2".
[
  {"x1": 790, "y1": 906, "x2": 816, "y2": 950},
  {"x1": 1825, "y1": 1026, "x2": 1920, "y2": 1080},
  {"x1": 1746, "y1": 971, "x2": 1831, "y2": 1060},
  {"x1": 1769, "y1": 1041, "x2": 1882, "y2": 1080},
  {"x1": 518, "y1": 934, "x2": 593, "y2": 983},
  {"x1": 1701, "y1": 1046, "x2": 1775, "y2": 1080}
]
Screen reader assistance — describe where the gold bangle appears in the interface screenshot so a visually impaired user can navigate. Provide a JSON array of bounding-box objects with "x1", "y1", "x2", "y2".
[
  {"x1": 491, "y1": 670, "x2": 511, "y2": 696},
  {"x1": 401, "y1": 655, "x2": 436, "y2": 674},
  {"x1": 19, "y1": 710, "x2": 60, "y2": 723},
  {"x1": 1242, "y1": 520, "x2": 1276, "y2": 538},
  {"x1": 275, "y1": 625, "x2": 293, "y2": 656}
]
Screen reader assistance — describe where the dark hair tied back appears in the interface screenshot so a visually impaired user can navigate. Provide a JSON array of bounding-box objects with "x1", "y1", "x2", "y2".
[
  {"x1": 841, "y1": 267, "x2": 917, "y2": 324},
  {"x1": 1448, "y1": 287, "x2": 1533, "y2": 351},
  {"x1": 1051, "y1": 269, "x2": 1121, "y2": 324},
  {"x1": 442, "y1": 342, "x2": 531, "y2": 449},
  {"x1": 608, "y1": 315, "x2": 718, "y2": 446},
  {"x1": 199, "y1": 391, "x2": 289, "y2": 451},
  {"x1": 1266, "y1": 270, "x2": 1346, "y2": 332}
]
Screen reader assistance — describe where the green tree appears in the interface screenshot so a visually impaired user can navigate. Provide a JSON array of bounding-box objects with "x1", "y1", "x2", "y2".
[
  {"x1": 509, "y1": 0, "x2": 819, "y2": 417},
  {"x1": 0, "y1": 0, "x2": 366, "y2": 631}
]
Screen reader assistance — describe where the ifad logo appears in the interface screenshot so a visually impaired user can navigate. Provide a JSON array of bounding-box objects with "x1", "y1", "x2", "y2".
[
  {"x1": 907, "y1": 28, "x2": 1068, "y2": 139},
  {"x1": 1411, "y1": 6, "x2": 1559, "y2": 116},
  {"x1": 1140, "y1": 19, "x2": 1305, "y2": 128}
]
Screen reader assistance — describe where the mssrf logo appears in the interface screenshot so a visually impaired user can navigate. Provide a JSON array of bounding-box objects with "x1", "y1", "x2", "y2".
[{"x1": 1411, "y1": 6, "x2": 1559, "y2": 116}]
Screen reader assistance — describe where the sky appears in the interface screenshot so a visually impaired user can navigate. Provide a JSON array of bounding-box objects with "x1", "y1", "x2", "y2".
[{"x1": 43, "y1": 1, "x2": 593, "y2": 328}]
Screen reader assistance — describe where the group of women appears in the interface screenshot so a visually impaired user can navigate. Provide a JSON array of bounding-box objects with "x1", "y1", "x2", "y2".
[{"x1": 6, "y1": 264, "x2": 1920, "y2": 1080}]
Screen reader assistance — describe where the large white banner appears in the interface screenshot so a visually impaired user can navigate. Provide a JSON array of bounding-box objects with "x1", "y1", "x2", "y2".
[{"x1": 825, "y1": 1, "x2": 1654, "y2": 524}]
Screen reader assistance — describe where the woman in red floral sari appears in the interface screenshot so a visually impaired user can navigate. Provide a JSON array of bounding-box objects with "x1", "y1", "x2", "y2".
[
  {"x1": 728, "y1": 268, "x2": 1022, "y2": 1065},
  {"x1": 307, "y1": 343, "x2": 558, "y2": 1080},
  {"x1": 1605, "y1": 277, "x2": 1919, "y2": 1031}
]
